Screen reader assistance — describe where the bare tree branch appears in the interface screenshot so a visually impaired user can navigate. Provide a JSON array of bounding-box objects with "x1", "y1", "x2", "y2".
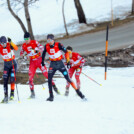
[
  {"x1": 24, "y1": 0, "x2": 34, "y2": 39},
  {"x1": 62, "y1": 0, "x2": 69, "y2": 36},
  {"x1": 7, "y1": 0, "x2": 27, "y2": 33},
  {"x1": 74, "y1": 0, "x2": 87, "y2": 24}
]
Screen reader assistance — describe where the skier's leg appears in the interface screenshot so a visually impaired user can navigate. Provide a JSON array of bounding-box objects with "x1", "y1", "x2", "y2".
[
  {"x1": 29, "y1": 61, "x2": 36, "y2": 98},
  {"x1": 39, "y1": 63, "x2": 59, "y2": 94},
  {"x1": 65, "y1": 68, "x2": 75, "y2": 96},
  {"x1": 47, "y1": 66, "x2": 56, "y2": 101},
  {"x1": 10, "y1": 61, "x2": 17, "y2": 99},
  {"x1": 75, "y1": 68, "x2": 82, "y2": 89},
  {"x1": 59, "y1": 65, "x2": 85, "y2": 99},
  {"x1": 66, "y1": 68, "x2": 75, "y2": 89},
  {"x1": 2, "y1": 66, "x2": 10, "y2": 103}
]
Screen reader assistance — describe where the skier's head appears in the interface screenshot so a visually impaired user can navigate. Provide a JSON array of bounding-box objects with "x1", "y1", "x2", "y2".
[
  {"x1": 66, "y1": 46, "x2": 73, "y2": 54},
  {"x1": 47, "y1": 34, "x2": 54, "y2": 45},
  {"x1": 24, "y1": 32, "x2": 31, "y2": 43},
  {"x1": 66, "y1": 46, "x2": 73, "y2": 58},
  {"x1": 66, "y1": 46, "x2": 73, "y2": 51},
  {"x1": 0, "y1": 36, "x2": 7, "y2": 47}
]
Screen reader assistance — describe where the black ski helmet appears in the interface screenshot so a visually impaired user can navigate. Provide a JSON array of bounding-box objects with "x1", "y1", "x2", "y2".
[
  {"x1": 24, "y1": 32, "x2": 30, "y2": 38},
  {"x1": 66, "y1": 46, "x2": 73, "y2": 51},
  {"x1": 47, "y1": 34, "x2": 54, "y2": 40},
  {"x1": 0, "y1": 36, "x2": 7, "y2": 43}
]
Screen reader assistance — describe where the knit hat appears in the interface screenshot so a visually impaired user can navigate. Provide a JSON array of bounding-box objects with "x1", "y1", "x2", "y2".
[
  {"x1": 66, "y1": 46, "x2": 73, "y2": 51},
  {"x1": 24, "y1": 32, "x2": 30, "y2": 38},
  {"x1": 47, "y1": 34, "x2": 54, "y2": 40},
  {"x1": 0, "y1": 36, "x2": 7, "y2": 43}
]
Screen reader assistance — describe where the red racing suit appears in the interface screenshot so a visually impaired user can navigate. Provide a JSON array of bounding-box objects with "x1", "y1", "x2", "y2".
[
  {"x1": 65, "y1": 52, "x2": 85, "y2": 89},
  {"x1": 20, "y1": 40, "x2": 55, "y2": 90}
]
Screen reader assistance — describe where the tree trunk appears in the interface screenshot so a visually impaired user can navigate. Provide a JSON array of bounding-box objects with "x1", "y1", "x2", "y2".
[
  {"x1": 74, "y1": 0, "x2": 87, "y2": 24},
  {"x1": 132, "y1": 0, "x2": 134, "y2": 14},
  {"x1": 62, "y1": 0, "x2": 69, "y2": 36},
  {"x1": 7, "y1": 0, "x2": 27, "y2": 33},
  {"x1": 24, "y1": 0, "x2": 34, "y2": 40}
]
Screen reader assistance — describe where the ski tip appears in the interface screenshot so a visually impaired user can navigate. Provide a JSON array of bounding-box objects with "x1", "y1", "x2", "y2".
[{"x1": 18, "y1": 101, "x2": 21, "y2": 103}]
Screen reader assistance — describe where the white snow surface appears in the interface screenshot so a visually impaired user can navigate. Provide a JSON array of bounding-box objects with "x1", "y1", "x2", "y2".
[
  {"x1": 0, "y1": 66, "x2": 134, "y2": 134},
  {"x1": 0, "y1": 0, "x2": 132, "y2": 43}
]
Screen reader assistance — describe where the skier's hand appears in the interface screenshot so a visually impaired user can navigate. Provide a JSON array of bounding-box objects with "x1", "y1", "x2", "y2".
[
  {"x1": 8, "y1": 37, "x2": 11, "y2": 43},
  {"x1": 35, "y1": 50, "x2": 38, "y2": 53},
  {"x1": 41, "y1": 61, "x2": 45, "y2": 67},
  {"x1": 35, "y1": 47, "x2": 39, "y2": 53},
  {"x1": 23, "y1": 54, "x2": 28, "y2": 60},
  {"x1": 79, "y1": 65, "x2": 82, "y2": 68},
  {"x1": 67, "y1": 61, "x2": 71, "y2": 69}
]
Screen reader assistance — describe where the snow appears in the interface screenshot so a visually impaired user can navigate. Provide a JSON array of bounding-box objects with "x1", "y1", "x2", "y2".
[
  {"x1": 0, "y1": 0, "x2": 132, "y2": 43},
  {"x1": 0, "y1": 66, "x2": 134, "y2": 134},
  {"x1": 0, "y1": 0, "x2": 134, "y2": 133}
]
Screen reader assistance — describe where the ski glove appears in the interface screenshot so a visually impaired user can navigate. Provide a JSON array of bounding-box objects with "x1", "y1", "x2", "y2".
[
  {"x1": 8, "y1": 37, "x2": 11, "y2": 43},
  {"x1": 41, "y1": 61, "x2": 45, "y2": 67},
  {"x1": 67, "y1": 61, "x2": 71, "y2": 69}
]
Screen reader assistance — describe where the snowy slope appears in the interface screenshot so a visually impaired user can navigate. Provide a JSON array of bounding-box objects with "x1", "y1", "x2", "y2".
[
  {"x1": 0, "y1": 0, "x2": 132, "y2": 43},
  {"x1": 0, "y1": 66, "x2": 134, "y2": 134}
]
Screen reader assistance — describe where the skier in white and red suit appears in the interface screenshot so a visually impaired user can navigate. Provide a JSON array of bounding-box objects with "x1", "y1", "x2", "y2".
[
  {"x1": 20, "y1": 32, "x2": 59, "y2": 99},
  {"x1": 64, "y1": 46, "x2": 85, "y2": 96},
  {"x1": 0, "y1": 36, "x2": 18, "y2": 103}
]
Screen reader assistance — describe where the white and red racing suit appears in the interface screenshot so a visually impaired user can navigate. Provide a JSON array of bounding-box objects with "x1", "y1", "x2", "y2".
[
  {"x1": 65, "y1": 52, "x2": 85, "y2": 89},
  {"x1": 20, "y1": 40, "x2": 55, "y2": 90}
]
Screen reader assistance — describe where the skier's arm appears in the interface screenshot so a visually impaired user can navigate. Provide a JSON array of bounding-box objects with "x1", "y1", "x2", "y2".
[
  {"x1": 58, "y1": 43, "x2": 70, "y2": 63},
  {"x1": 72, "y1": 55, "x2": 85, "y2": 67},
  {"x1": 41, "y1": 45, "x2": 47, "y2": 66},
  {"x1": 8, "y1": 38, "x2": 18, "y2": 51},
  {"x1": 36, "y1": 41, "x2": 44, "y2": 53}
]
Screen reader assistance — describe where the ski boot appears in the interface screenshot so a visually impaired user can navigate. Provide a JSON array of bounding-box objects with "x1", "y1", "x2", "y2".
[
  {"x1": 46, "y1": 94, "x2": 54, "y2": 101},
  {"x1": 1, "y1": 95, "x2": 8, "y2": 103},
  {"x1": 53, "y1": 84, "x2": 60, "y2": 95},
  {"x1": 29, "y1": 90, "x2": 35, "y2": 99},
  {"x1": 9, "y1": 91, "x2": 14, "y2": 101},
  {"x1": 76, "y1": 89, "x2": 87, "y2": 101},
  {"x1": 65, "y1": 87, "x2": 69, "y2": 96}
]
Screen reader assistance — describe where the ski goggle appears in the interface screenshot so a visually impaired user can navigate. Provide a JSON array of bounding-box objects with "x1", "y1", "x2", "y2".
[
  {"x1": 1, "y1": 42, "x2": 6, "y2": 46},
  {"x1": 24, "y1": 38, "x2": 30, "y2": 41},
  {"x1": 47, "y1": 39, "x2": 53, "y2": 43}
]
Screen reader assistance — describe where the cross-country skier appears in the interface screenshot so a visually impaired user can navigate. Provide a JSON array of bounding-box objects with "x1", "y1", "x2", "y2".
[
  {"x1": 0, "y1": 36, "x2": 18, "y2": 103},
  {"x1": 64, "y1": 46, "x2": 85, "y2": 96},
  {"x1": 42, "y1": 34, "x2": 86, "y2": 101},
  {"x1": 20, "y1": 32, "x2": 59, "y2": 99}
]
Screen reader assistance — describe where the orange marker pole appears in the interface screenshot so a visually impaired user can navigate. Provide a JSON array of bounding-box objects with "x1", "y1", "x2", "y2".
[{"x1": 105, "y1": 25, "x2": 109, "y2": 80}]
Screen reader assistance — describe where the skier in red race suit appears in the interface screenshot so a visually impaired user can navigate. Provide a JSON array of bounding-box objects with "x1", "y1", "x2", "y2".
[
  {"x1": 0, "y1": 36, "x2": 18, "y2": 103},
  {"x1": 65, "y1": 46, "x2": 85, "y2": 96},
  {"x1": 42, "y1": 34, "x2": 86, "y2": 101},
  {"x1": 20, "y1": 32, "x2": 59, "y2": 98}
]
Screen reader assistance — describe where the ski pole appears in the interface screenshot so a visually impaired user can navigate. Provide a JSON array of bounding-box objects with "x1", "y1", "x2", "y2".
[
  {"x1": 81, "y1": 72, "x2": 102, "y2": 86},
  {"x1": 105, "y1": 25, "x2": 109, "y2": 80},
  {"x1": 11, "y1": 55, "x2": 20, "y2": 103},
  {"x1": 35, "y1": 73, "x2": 45, "y2": 90}
]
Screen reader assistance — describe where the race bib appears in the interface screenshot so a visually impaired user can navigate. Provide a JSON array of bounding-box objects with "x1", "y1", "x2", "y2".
[
  {"x1": 50, "y1": 49, "x2": 55, "y2": 53},
  {"x1": 3, "y1": 49, "x2": 8, "y2": 54}
]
